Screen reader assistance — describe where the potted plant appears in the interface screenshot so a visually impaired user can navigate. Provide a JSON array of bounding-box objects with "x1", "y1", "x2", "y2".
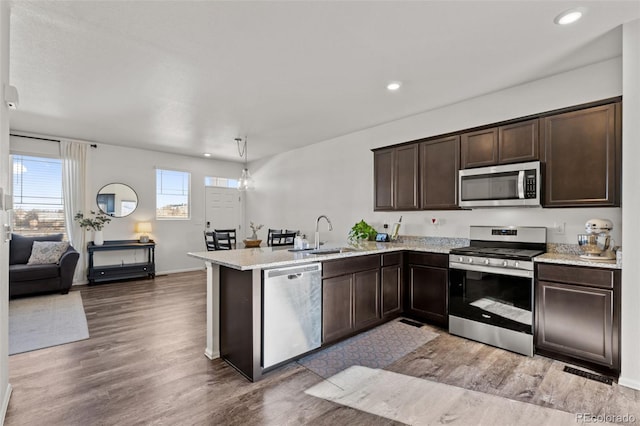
[
  {"x1": 348, "y1": 219, "x2": 377, "y2": 243},
  {"x1": 74, "y1": 210, "x2": 112, "y2": 246}
]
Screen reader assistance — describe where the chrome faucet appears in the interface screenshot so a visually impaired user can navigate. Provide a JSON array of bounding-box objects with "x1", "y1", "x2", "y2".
[{"x1": 315, "y1": 215, "x2": 333, "y2": 249}]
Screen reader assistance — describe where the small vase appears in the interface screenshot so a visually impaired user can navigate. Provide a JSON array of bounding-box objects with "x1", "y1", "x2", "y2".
[
  {"x1": 94, "y1": 230, "x2": 104, "y2": 246},
  {"x1": 249, "y1": 231, "x2": 258, "y2": 240}
]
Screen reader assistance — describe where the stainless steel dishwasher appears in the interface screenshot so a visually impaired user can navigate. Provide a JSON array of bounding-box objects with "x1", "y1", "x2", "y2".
[{"x1": 262, "y1": 262, "x2": 322, "y2": 369}]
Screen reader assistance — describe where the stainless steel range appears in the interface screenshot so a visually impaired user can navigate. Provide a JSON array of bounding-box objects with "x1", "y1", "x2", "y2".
[{"x1": 448, "y1": 226, "x2": 546, "y2": 356}]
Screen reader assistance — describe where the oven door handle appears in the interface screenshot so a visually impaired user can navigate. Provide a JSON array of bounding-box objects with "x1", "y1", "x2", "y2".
[{"x1": 449, "y1": 263, "x2": 533, "y2": 278}]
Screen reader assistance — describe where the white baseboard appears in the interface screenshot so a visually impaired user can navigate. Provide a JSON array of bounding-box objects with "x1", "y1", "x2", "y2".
[
  {"x1": 618, "y1": 376, "x2": 640, "y2": 390},
  {"x1": 204, "y1": 348, "x2": 220, "y2": 360},
  {"x1": 70, "y1": 268, "x2": 204, "y2": 287},
  {"x1": 1, "y1": 383, "x2": 13, "y2": 425}
]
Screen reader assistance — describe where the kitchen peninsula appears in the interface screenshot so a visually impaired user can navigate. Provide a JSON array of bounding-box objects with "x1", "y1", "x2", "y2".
[{"x1": 187, "y1": 240, "x2": 460, "y2": 381}]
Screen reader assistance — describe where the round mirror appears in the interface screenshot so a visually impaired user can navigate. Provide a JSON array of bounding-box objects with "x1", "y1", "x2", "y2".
[{"x1": 96, "y1": 183, "x2": 138, "y2": 218}]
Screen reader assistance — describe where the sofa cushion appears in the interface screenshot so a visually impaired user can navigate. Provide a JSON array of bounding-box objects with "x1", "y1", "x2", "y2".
[
  {"x1": 28, "y1": 241, "x2": 70, "y2": 265},
  {"x1": 9, "y1": 233, "x2": 63, "y2": 265},
  {"x1": 9, "y1": 263, "x2": 60, "y2": 282}
]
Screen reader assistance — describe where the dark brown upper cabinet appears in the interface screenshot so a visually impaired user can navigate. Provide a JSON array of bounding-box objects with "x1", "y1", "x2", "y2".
[
  {"x1": 461, "y1": 119, "x2": 539, "y2": 169},
  {"x1": 460, "y1": 128, "x2": 498, "y2": 168},
  {"x1": 394, "y1": 144, "x2": 420, "y2": 210},
  {"x1": 541, "y1": 103, "x2": 621, "y2": 207},
  {"x1": 373, "y1": 144, "x2": 419, "y2": 211},
  {"x1": 499, "y1": 120, "x2": 539, "y2": 164},
  {"x1": 420, "y1": 135, "x2": 460, "y2": 210},
  {"x1": 373, "y1": 148, "x2": 394, "y2": 210}
]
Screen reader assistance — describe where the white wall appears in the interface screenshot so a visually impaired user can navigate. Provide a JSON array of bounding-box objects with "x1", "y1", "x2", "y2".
[
  {"x1": 0, "y1": 1, "x2": 12, "y2": 421},
  {"x1": 248, "y1": 58, "x2": 622, "y2": 246},
  {"x1": 87, "y1": 144, "x2": 243, "y2": 275},
  {"x1": 620, "y1": 19, "x2": 640, "y2": 390},
  {"x1": 9, "y1": 137, "x2": 243, "y2": 277}
]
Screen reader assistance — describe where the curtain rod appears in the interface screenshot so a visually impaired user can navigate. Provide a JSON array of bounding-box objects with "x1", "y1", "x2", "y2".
[{"x1": 10, "y1": 133, "x2": 97, "y2": 148}]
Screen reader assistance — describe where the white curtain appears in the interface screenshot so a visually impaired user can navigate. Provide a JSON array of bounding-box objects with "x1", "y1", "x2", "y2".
[{"x1": 60, "y1": 140, "x2": 88, "y2": 283}]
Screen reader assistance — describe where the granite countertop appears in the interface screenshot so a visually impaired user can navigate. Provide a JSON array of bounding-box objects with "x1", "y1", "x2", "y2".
[
  {"x1": 188, "y1": 237, "x2": 623, "y2": 271},
  {"x1": 534, "y1": 252, "x2": 621, "y2": 270},
  {"x1": 188, "y1": 239, "x2": 464, "y2": 271}
]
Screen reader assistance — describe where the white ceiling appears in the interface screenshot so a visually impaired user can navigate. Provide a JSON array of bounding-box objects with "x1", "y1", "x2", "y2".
[{"x1": 7, "y1": 1, "x2": 640, "y2": 162}]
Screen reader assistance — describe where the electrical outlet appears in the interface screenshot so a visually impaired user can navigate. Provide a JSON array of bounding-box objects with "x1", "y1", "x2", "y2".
[{"x1": 553, "y1": 222, "x2": 565, "y2": 234}]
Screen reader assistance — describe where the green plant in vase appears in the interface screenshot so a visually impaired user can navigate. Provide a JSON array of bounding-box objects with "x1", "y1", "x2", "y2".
[
  {"x1": 249, "y1": 222, "x2": 263, "y2": 240},
  {"x1": 74, "y1": 210, "x2": 111, "y2": 246},
  {"x1": 348, "y1": 219, "x2": 377, "y2": 243}
]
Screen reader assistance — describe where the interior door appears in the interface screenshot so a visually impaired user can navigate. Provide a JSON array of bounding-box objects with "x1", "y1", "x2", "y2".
[{"x1": 204, "y1": 186, "x2": 244, "y2": 237}]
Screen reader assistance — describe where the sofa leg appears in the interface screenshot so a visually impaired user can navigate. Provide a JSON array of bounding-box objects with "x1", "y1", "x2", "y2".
[{"x1": 61, "y1": 289, "x2": 70, "y2": 295}]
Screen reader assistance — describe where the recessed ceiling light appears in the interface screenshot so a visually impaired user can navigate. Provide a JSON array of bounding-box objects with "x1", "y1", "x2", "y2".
[
  {"x1": 387, "y1": 81, "x2": 402, "y2": 91},
  {"x1": 203, "y1": 153, "x2": 212, "y2": 157},
  {"x1": 554, "y1": 8, "x2": 585, "y2": 25}
]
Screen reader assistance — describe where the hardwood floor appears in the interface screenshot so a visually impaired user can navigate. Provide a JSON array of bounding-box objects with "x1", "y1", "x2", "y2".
[{"x1": 5, "y1": 271, "x2": 639, "y2": 425}]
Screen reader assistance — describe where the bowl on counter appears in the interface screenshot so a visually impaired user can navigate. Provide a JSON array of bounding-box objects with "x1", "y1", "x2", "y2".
[
  {"x1": 243, "y1": 239, "x2": 262, "y2": 248},
  {"x1": 577, "y1": 233, "x2": 611, "y2": 256}
]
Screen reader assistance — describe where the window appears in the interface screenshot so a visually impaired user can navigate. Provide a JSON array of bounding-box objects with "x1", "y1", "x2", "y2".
[
  {"x1": 12, "y1": 155, "x2": 66, "y2": 236},
  {"x1": 204, "y1": 176, "x2": 239, "y2": 188},
  {"x1": 156, "y1": 168, "x2": 190, "y2": 219}
]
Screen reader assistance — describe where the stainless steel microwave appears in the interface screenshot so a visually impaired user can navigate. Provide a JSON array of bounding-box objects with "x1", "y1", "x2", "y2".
[{"x1": 458, "y1": 161, "x2": 541, "y2": 208}]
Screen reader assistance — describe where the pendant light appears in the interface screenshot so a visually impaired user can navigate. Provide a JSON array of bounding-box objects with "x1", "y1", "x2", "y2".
[{"x1": 236, "y1": 136, "x2": 254, "y2": 191}]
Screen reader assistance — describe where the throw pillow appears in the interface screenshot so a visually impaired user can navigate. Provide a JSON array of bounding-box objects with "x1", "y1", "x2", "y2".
[
  {"x1": 27, "y1": 241, "x2": 70, "y2": 265},
  {"x1": 9, "y1": 233, "x2": 63, "y2": 265}
]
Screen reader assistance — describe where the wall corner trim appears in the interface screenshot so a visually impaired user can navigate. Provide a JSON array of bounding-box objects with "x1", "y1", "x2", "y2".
[{"x1": 1, "y1": 383, "x2": 13, "y2": 424}]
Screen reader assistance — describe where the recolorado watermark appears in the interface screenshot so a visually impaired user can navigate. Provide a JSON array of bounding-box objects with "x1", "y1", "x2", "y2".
[{"x1": 576, "y1": 413, "x2": 637, "y2": 423}]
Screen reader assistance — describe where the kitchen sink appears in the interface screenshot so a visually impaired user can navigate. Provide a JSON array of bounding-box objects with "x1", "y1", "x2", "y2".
[{"x1": 307, "y1": 247, "x2": 357, "y2": 255}]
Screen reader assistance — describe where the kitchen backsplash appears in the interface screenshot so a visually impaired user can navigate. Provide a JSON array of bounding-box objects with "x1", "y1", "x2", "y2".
[
  {"x1": 396, "y1": 235, "x2": 469, "y2": 247},
  {"x1": 545, "y1": 243, "x2": 583, "y2": 255}
]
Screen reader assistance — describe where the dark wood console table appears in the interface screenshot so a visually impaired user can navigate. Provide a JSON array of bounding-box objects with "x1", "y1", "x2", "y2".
[{"x1": 87, "y1": 239, "x2": 156, "y2": 284}]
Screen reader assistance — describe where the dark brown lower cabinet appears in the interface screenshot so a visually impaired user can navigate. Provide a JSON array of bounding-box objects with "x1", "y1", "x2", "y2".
[
  {"x1": 382, "y1": 265, "x2": 401, "y2": 317},
  {"x1": 322, "y1": 274, "x2": 354, "y2": 344},
  {"x1": 220, "y1": 266, "x2": 258, "y2": 381},
  {"x1": 535, "y1": 263, "x2": 620, "y2": 375},
  {"x1": 322, "y1": 255, "x2": 381, "y2": 344},
  {"x1": 404, "y1": 252, "x2": 448, "y2": 327},
  {"x1": 354, "y1": 269, "x2": 381, "y2": 330},
  {"x1": 381, "y1": 252, "x2": 403, "y2": 318}
]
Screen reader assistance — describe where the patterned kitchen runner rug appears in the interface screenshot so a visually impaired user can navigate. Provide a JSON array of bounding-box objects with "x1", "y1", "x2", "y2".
[{"x1": 298, "y1": 318, "x2": 439, "y2": 379}]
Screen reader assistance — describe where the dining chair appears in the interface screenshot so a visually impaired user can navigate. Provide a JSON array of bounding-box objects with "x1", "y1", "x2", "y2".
[
  {"x1": 214, "y1": 229, "x2": 236, "y2": 248},
  {"x1": 270, "y1": 232, "x2": 298, "y2": 247},
  {"x1": 204, "y1": 231, "x2": 216, "y2": 251},
  {"x1": 213, "y1": 232, "x2": 233, "y2": 250},
  {"x1": 204, "y1": 231, "x2": 232, "y2": 250},
  {"x1": 285, "y1": 229, "x2": 299, "y2": 245},
  {"x1": 267, "y1": 228, "x2": 282, "y2": 246}
]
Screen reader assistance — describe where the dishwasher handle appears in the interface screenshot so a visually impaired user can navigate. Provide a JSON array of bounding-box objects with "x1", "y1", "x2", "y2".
[{"x1": 265, "y1": 262, "x2": 322, "y2": 279}]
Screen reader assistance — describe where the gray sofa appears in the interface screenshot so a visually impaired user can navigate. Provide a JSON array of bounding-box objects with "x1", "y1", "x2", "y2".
[{"x1": 9, "y1": 233, "x2": 80, "y2": 298}]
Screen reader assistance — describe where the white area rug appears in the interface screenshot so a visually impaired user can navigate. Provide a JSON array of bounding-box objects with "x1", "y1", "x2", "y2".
[
  {"x1": 9, "y1": 292, "x2": 89, "y2": 355},
  {"x1": 306, "y1": 366, "x2": 586, "y2": 426}
]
